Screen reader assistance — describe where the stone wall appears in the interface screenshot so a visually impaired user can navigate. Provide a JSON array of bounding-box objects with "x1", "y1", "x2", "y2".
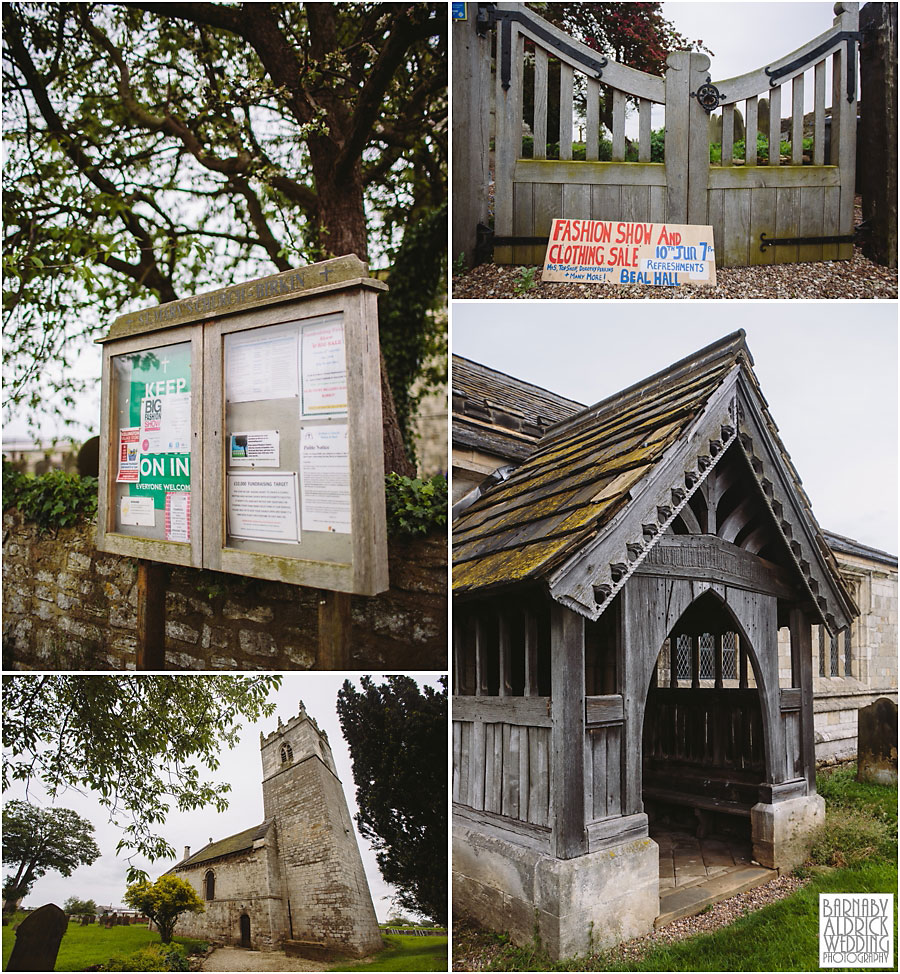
[{"x1": 2, "y1": 510, "x2": 447, "y2": 671}]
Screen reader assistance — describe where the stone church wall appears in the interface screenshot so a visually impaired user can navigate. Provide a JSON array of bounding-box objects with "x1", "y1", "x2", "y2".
[
  {"x1": 2, "y1": 510, "x2": 446, "y2": 670},
  {"x1": 174, "y1": 843, "x2": 284, "y2": 949}
]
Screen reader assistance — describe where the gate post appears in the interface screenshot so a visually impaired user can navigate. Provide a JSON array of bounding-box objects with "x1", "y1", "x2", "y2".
[
  {"x1": 493, "y1": 18, "x2": 523, "y2": 266},
  {"x1": 687, "y1": 53, "x2": 713, "y2": 227},
  {"x1": 859, "y1": 2, "x2": 898, "y2": 266},
  {"x1": 831, "y1": 2, "x2": 859, "y2": 260},
  {"x1": 452, "y1": 5, "x2": 492, "y2": 268},
  {"x1": 664, "y1": 51, "x2": 711, "y2": 227}
]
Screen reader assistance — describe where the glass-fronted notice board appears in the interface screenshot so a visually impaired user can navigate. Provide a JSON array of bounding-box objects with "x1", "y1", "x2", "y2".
[
  {"x1": 96, "y1": 257, "x2": 389, "y2": 595},
  {"x1": 111, "y1": 341, "x2": 193, "y2": 542},
  {"x1": 223, "y1": 312, "x2": 352, "y2": 564}
]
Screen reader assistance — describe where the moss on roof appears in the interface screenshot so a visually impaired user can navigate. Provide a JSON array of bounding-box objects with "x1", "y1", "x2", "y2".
[{"x1": 178, "y1": 820, "x2": 273, "y2": 868}]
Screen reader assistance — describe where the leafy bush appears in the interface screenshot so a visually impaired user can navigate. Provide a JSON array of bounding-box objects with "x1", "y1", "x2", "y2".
[
  {"x1": 385, "y1": 473, "x2": 447, "y2": 538},
  {"x1": 99, "y1": 943, "x2": 189, "y2": 972},
  {"x1": 2, "y1": 459, "x2": 98, "y2": 531}
]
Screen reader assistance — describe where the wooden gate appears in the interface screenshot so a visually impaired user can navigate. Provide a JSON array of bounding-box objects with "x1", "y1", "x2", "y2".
[{"x1": 485, "y1": 2, "x2": 858, "y2": 267}]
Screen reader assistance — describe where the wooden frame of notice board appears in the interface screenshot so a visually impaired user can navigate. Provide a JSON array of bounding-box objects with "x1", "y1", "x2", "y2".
[{"x1": 96, "y1": 256, "x2": 389, "y2": 597}]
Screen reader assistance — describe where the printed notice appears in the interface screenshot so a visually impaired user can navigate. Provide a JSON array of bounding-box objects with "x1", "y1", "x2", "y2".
[
  {"x1": 117, "y1": 427, "x2": 141, "y2": 482},
  {"x1": 165, "y1": 491, "x2": 191, "y2": 543},
  {"x1": 542, "y1": 219, "x2": 717, "y2": 286},
  {"x1": 300, "y1": 425, "x2": 351, "y2": 533},
  {"x1": 302, "y1": 319, "x2": 347, "y2": 415},
  {"x1": 226, "y1": 333, "x2": 299, "y2": 403},
  {"x1": 140, "y1": 393, "x2": 191, "y2": 454},
  {"x1": 229, "y1": 430, "x2": 280, "y2": 468},
  {"x1": 120, "y1": 495, "x2": 155, "y2": 527},
  {"x1": 227, "y1": 473, "x2": 300, "y2": 543}
]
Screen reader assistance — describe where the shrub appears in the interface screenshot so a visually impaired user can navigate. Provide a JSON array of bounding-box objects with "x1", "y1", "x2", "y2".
[
  {"x1": 385, "y1": 473, "x2": 447, "y2": 538},
  {"x1": 2, "y1": 459, "x2": 98, "y2": 532},
  {"x1": 99, "y1": 943, "x2": 189, "y2": 972}
]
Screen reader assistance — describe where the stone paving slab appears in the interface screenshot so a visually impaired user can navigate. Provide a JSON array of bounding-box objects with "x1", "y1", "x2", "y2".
[{"x1": 655, "y1": 866, "x2": 777, "y2": 928}]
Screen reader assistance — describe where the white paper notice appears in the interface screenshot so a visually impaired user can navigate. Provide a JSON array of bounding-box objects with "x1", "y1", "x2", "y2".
[
  {"x1": 165, "y1": 491, "x2": 191, "y2": 542},
  {"x1": 227, "y1": 334, "x2": 299, "y2": 403},
  {"x1": 300, "y1": 425, "x2": 351, "y2": 533},
  {"x1": 117, "y1": 427, "x2": 141, "y2": 482},
  {"x1": 140, "y1": 393, "x2": 191, "y2": 454},
  {"x1": 229, "y1": 430, "x2": 280, "y2": 468},
  {"x1": 227, "y1": 473, "x2": 300, "y2": 543},
  {"x1": 302, "y1": 320, "x2": 347, "y2": 416},
  {"x1": 120, "y1": 495, "x2": 155, "y2": 527}
]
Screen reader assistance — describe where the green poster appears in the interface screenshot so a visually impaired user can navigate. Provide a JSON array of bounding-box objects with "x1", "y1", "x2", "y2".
[{"x1": 125, "y1": 346, "x2": 192, "y2": 510}]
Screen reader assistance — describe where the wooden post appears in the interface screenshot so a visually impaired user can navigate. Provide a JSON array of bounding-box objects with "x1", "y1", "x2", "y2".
[
  {"x1": 832, "y1": 2, "x2": 859, "y2": 260},
  {"x1": 790, "y1": 606, "x2": 816, "y2": 791},
  {"x1": 550, "y1": 601, "x2": 586, "y2": 859},
  {"x1": 451, "y1": 4, "x2": 492, "y2": 268},
  {"x1": 136, "y1": 560, "x2": 168, "y2": 670},
  {"x1": 318, "y1": 590, "x2": 351, "y2": 669}
]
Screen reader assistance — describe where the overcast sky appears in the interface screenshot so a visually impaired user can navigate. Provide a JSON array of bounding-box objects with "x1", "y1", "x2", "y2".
[
  {"x1": 4, "y1": 674, "x2": 444, "y2": 923},
  {"x1": 452, "y1": 305, "x2": 898, "y2": 555}
]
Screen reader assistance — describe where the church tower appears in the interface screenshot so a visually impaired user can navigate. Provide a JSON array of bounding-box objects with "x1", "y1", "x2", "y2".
[{"x1": 259, "y1": 703, "x2": 382, "y2": 957}]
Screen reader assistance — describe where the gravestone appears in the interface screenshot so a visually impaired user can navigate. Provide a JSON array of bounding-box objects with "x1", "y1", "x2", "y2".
[
  {"x1": 857, "y1": 697, "x2": 898, "y2": 785},
  {"x1": 6, "y1": 903, "x2": 67, "y2": 972}
]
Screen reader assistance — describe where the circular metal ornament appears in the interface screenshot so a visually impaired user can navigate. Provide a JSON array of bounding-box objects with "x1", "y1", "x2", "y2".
[{"x1": 693, "y1": 80, "x2": 725, "y2": 114}]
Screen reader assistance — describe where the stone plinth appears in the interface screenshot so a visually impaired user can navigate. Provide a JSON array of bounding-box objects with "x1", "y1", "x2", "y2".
[
  {"x1": 751, "y1": 794, "x2": 825, "y2": 871},
  {"x1": 453, "y1": 823, "x2": 659, "y2": 960}
]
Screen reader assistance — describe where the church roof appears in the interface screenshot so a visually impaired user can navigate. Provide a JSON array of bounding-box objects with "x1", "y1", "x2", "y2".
[
  {"x1": 177, "y1": 819, "x2": 273, "y2": 868},
  {"x1": 453, "y1": 330, "x2": 857, "y2": 633},
  {"x1": 453, "y1": 355, "x2": 584, "y2": 461}
]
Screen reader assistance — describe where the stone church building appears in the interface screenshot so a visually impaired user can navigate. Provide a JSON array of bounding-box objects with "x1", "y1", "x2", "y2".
[{"x1": 170, "y1": 704, "x2": 382, "y2": 956}]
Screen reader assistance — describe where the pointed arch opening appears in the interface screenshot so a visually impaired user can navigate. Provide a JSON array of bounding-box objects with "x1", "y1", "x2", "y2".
[{"x1": 641, "y1": 590, "x2": 771, "y2": 848}]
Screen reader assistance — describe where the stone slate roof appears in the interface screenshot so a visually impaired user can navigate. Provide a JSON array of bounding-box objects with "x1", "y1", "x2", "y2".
[
  {"x1": 177, "y1": 820, "x2": 273, "y2": 868},
  {"x1": 453, "y1": 355, "x2": 584, "y2": 462},
  {"x1": 453, "y1": 330, "x2": 857, "y2": 632},
  {"x1": 824, "y1": 531, "x2": 898, "y2": 569}
]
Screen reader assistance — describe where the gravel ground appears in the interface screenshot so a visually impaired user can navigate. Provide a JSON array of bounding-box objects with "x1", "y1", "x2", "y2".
[
  {"x1": 452, "y1": 871, "x2": 811, "y2": 971},
  {"x1": 452, "y1": 247, "x2": 897, "y2": 300},
  {"x1": 200, "y1": 946, "x2": 332, "y2": 971}
]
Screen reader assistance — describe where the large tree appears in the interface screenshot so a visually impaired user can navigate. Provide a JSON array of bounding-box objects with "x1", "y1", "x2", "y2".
[
  {"x1": 124, "y1": 875, "x2": 204, "y2": 944},
  {"x1": 2, "y1": 675, "x2": 279, "y2": 879},
  {"x1": 2, "y1": 801, "x2": 101, "y2": 912},
  {"x1": 3, "y1": 3, "x2": 446, "y2": 470},
  {"x1": 336, "y1": 675, "x2": 446, "y2": 923}
]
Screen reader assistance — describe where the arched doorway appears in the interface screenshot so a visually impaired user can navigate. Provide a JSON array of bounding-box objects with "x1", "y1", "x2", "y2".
[{"x1": 240, "y1": 913, "x2": 251, "y2": 948}]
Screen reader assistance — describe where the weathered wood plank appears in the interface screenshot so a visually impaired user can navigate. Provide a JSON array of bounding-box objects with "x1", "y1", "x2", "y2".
[
  {"x1": 585, "y1": 77, "x2": 600, "y2": 162},
  {"x1": 533, "y1": 47, "x2": 548, "y2": 160},
  {"x1": 832, "y1": 2, "x2": 858, "y2": 259},
  {"x1": 649, "y1": 184, "x2": 666, "y2": 222},
  {"x1": 687, "y1": 52, "x2": 713, "y2": 225},
  {"x1": 621, "y1": 184, "x2": 650, "y2": 223},
  {"x1": 318, "y1": 591, "x2": 351, "y2": 669},
  {"x1": 813, "y1": 60, "x2": 826, "y2": 166},
  {"x1": 591, "y1": 728, "x2": 607, "y2": 820},
  {"x1": 452, "y1": 695, "x2": 552, "y2": 726},
  {"x1": 591, "y1": 183, "x2": 622, "y2": 223},
  {"x1": 768, "y1": 85, "x2": 781, "y2": 168},
  {"x1": 550, "y1": 602, "x2": 586, "y2": 857},
  {"x1": 745, "y1": 96, "x2": 758, "y2": 165},
  {"x1": 136, "y1": 560, "x2": 169, "y2": 670},
  {"x1": 639, "y1": 97, "x2": 652, "y2": 162},
  {"x1": 791, "y1": 73, "x2": 805, "y2": 165},
  {"x1": 460, "y1": 721, "x2": 472, "y2": 806},
  {"x1": 562, "y1": 182, "x2": 591, "y2": 220},
  {"x1": 559, "y1": 62, "x2": 574, "y2": 161},
  {"x1": 798, "y1": 185, "x2": 825, "y2": 262},
  {"x1": 722, "y1": 105, "x2": 734, "y2": 165},
  {"x1": 532, "y1": 181, "x2": 562, "y2": 264},
  {"x1": 472, "y1": 720, "x2": 486, "y2": 809},
  {"x1": 514, "y1": 159, "x2": 666, "y2": 186},
  {"x1": 612, "y1": 87, "x2": 626, "y2": 161},
  {"x1": 607, "y1": 724, "x2": 622, "y2": 816},
  {"x1": 494, "y1": 22, "x2": 522, "y2": 262},
  {"x1": 707, "y1": 187, "x2": 725, "y2": 263},
  {"x1": 530, "y1": 727, "x2": 550, "y2": 827},
  {"x1": 774, "y1": 186, "x2": 800, "y2": 263},
  {"x1": 512, "y1": 182, "x2": 534, "y2": 266},
  {"x1": 664, "y1": 50, "x2": 691, "y2": 223},
  {"x1": 519, "y1": 723, "x2": 530, "y2": 821},
  {"x1": 707, "y1": 165, "x2": 839, "y2": 190},
  {"x1": 822, "y1": 185, "x2": 841, "y2": 260},
  {"x1": 791, "y1": 606, "x2": 816, "y2": 791},
  {"x1": 749, "y1": 186, "x2": 776, "y2": 265},
  {"x1": 585, "y1": 695, "x2": 625, "y2": 726},
  {"x1": 723, "y1": 187, "x2": 751, "y2": 266}
]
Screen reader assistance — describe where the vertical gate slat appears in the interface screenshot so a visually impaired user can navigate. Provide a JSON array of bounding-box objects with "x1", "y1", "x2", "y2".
[
  {"x1": 724, "y1": 189, "x2": 751, "y2": 265},
  {"x1": 491, "y1": 722, "x2": 504, "y2": 812},
  {"x1": 745, "y1": 96, "x2": 758, "y2": 165},
  {"x1": 822, "y1": 185, "x2": 841, "y2": 260},
  {"x1": 639, "y1": 98, "x2": 652, "y2": 162},
  {"x1": 504, "y1": 723, "x2": 519, "y2": 819},
  {"x1": 563, "y1": 183, "x2": 591, "y2": 219},
  {"x1": 798, "y1": 186, "x2": 825, "y2": 262},
  {"x1": 585, "y1": 78, "x2": 600, "y2": 161},
  {"x1": 622, "y1": 185, "x2": 650, "y2": 223},
  {"x1": 649, "y1": 185, "x2": 666, "y2": 222},
  {"x1": 767, "y1": 85, "x2": 782, "y2": 167},
  {"x1": 813, "y1": 60, "x2": 826, "y2": 166},
  {"x1": 592, "y1": 184, "x2": 621, "y2": 223},
  {"x1": 513, "y1": 183, "x2": 534, "y2": 265},
  {"x1": 519, "y1": 724, "x2": 530, "y2": 822},
  {"x1": 452, "y1": 720, "x2": 461, "y2": 802},
  {"x1": 483, "y1": 722, "x2": 496, "y2": 812},
  {"x1": 722, "y1": 105, "x2": 734, "y2": 166},
  {"x1": 559, "y1": 62, "x2": 574, "y2": 160},
  {"x1": 612, "y1": 87, "x2": 626, "y2": 161},
  {"x1": 832, "y1": 2, "x2": 858, "y2": 259},
  {"x1": 460, "y1": 721, "x2": 471, "y2": 806},
  {"x1": 494, "y1": 23, "x2": 522, "y2": 264},
  {"x1": 775, "y1": 187, "x2": 800, "y2": 263},
  {"x1": 750, "y1": 187, "x2": 776, "y2": 265},
  {"x1": 472, "y1": 720, "x2": 485, "y2": 809},
  {"x1": 791, "y1": 74, "x2": 804, "y2": 165},
  {"x1": 533, "y1": 47, "x2": 548, "y2": 160},
  {"x1": 533, "y1": 183, "x2": 562, "y2": 263},
  {"x1": 607, "y1": 725, "x2": 622, "y2": 816},
  {"x1": 592, "y1": 728, "x2": 607, "y2": 820}
]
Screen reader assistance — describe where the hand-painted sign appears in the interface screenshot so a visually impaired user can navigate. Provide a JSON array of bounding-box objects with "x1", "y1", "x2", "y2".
[{"x1": 542, "y1": 220, "x2": 717, "y2": 286}]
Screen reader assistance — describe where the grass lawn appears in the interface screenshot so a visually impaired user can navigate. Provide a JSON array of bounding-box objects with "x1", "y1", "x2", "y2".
[
  {"x1": 331, "y1": 933, "x2": 448, "y2": 971},
  {"x1": 455, "y1": 765, "x2": 897, "y2": 972},
  {"x1": 2, "y1": 915, "x2": 204, "y2": 972}
]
